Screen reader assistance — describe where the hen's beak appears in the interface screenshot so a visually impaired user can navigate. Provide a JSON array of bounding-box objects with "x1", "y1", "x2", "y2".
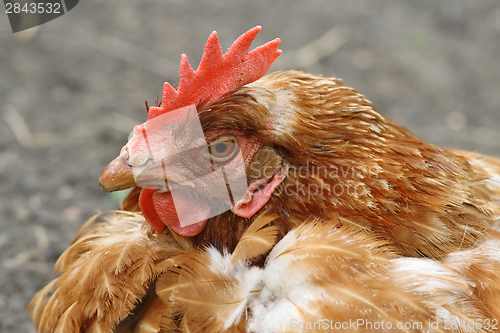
[{"x1": 99, "y1": 156, "x2": 137, "y2": 192}]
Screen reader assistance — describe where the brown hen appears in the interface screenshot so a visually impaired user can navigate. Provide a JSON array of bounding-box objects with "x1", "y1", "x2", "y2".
[{"x1": 29, "y1": 26, "x2": 500, "y2": 333}]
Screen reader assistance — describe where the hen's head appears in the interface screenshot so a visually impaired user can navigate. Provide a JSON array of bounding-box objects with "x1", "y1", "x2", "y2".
[{"x1": 100, "y1": 26, "x2": 286, "y2": 238}]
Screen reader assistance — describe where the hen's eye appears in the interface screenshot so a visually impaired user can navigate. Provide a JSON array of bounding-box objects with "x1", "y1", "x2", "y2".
[{"x1": 208, "y1": 140, "x2": 237, "y2": 162}]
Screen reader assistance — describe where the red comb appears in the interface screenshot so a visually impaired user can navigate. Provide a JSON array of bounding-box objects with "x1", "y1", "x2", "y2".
[{"x1": 147, "y1": 26, "x2": 281, "y2": 120}]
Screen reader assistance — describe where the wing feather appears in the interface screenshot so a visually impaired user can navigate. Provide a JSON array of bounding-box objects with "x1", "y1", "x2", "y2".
[
  {"x1": 28, "y1": 211, "x2": 182, "y2": 333},
  {"x1": 156, "y1": 252, "x2": 249, "y2": 332},
  {"x1": 230, "y1": 213, "x2": 278, "y2": 266}
]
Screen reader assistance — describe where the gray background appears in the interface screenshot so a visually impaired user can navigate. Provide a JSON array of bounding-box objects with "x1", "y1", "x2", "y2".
[{"x1": 1, "y1": 1, "x2": 499, "y2": 331}]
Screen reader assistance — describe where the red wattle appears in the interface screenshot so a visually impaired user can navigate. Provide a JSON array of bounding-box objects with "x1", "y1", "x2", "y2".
[
  {"x1": 138, "y1": 189, "x2": 208, "y2": 237},
  {"x1": 153, "y1": 191, "x2": 208, "y2": 237},
  {"x1": 139, "y1": 189, "x2": 166, "y2": 233}
]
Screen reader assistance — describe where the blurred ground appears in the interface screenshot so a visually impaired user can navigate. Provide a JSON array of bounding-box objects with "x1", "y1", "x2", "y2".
[{"x1": 0, "y1": 0, "x2": 499, "y2": 331}]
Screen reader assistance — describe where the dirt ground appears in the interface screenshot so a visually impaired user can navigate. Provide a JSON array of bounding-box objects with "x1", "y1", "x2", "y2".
[{"x1": 1, "y1": 0, "x2": 499, "y2": 331}]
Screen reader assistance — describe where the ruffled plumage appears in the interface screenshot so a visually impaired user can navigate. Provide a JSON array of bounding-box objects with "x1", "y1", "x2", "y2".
[
  {"x1": 29, "y1": 69, "x2": 500, "y2": 332},
  {"x1": 30, "y1": 209, "x2": 500, "y2": 332}
]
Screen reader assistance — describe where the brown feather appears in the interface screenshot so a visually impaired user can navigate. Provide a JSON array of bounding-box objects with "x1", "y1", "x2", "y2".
[
  {"x1": 230, "y1": 213, "x2": 278, "y2": 266},
  {"x1": 156, "y1": 251, "x2": 250, "y2": 332}
]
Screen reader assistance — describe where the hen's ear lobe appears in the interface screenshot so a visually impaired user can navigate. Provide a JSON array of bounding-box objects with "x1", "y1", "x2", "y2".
[{"x1": 232, "y1": 169, "x2": 288, "y2": 218}]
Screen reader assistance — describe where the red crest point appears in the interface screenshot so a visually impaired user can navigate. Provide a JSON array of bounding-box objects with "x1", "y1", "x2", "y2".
[{"x1": 147, "y1": 26, "x2": 281, "y2": 120}]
